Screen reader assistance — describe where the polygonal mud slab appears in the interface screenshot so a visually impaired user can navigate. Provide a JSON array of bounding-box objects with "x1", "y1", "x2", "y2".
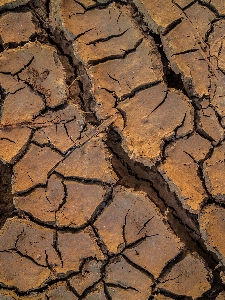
[
  {"x1": 94, "y1": 186, "x2": 183, "y2": 278},
  {"x1": 0, "y1": 42, "x2": 67, "y2": 120},
  {"x1": 200, "y1": 204, "x2": 225, "y2": 266},
  {"x1": 56, "y1": 136, "x2": 118, "y2": 184},
  {"x1": 0, "y1": 126, "x2": 32, "y2": 164},
  {"x1": 203, "y1": 142, "x2": 225, "y2": 202},
  {"x1": 0, "y1": 11, "x2": 36, "y2": 44},
  {"x1": 14, "y1": 174, "x2": 65, "y2": 223},
  {"x1": 12, "y1": 143, "x2": 62, "y2": 193},
  {"x1": 33, "y1": 103, "x2": 85, "y2": 154},
  {"x1": 159, "y1": 134, "x2": 211, "y2": 213},
  {"x1": 157, "y1": 253, "x2": 212, "y2": 298},
  {"x1": 105, "y1": 255, "x2": 153, "y2": 299},
  {"x1": 116, "y1": 82, "x2": 193, "y2": 167},
  {"x1": 69, "y1": 259, "x2": 102, "y2": 296}
]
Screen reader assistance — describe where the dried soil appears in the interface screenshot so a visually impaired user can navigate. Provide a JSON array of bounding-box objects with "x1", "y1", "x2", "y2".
[{"x1": 0, "y1": 0, "x2": 225, "y2": 299}]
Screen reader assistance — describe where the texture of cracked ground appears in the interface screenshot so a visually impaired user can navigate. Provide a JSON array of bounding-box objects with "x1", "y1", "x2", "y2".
[{"x1": 0, "y1": 0, "x2": 225, "y2": 299}]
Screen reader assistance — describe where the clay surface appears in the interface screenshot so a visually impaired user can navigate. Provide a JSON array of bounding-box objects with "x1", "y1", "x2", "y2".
[{"x1": 0, "y1": 0, "x2": 224, "y2": 298}]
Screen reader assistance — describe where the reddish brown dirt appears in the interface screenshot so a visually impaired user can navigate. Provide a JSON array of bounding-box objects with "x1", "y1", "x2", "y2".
[{"x1": 0, "y1": 0, "x2": 225, "y2": 299}]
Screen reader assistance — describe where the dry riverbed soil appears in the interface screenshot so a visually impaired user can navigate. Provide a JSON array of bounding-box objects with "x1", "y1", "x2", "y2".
[{"x1": 0, "y1": 0, "x2": 225, "y2": 299}]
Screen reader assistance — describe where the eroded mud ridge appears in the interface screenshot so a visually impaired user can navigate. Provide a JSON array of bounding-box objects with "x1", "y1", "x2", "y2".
[{"x1": 0, "y1": 0, "x2": 225, "y2": 299}]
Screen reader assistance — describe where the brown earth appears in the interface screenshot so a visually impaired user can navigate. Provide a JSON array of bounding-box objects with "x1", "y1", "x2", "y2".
[{"x1": 0, "y1": 0, "x2": 225, "y2": 299}]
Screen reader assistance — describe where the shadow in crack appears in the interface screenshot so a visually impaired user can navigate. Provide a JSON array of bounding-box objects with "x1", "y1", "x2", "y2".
[{"x1": 0, "y1": 161, "x2": 14, "y2": 228}]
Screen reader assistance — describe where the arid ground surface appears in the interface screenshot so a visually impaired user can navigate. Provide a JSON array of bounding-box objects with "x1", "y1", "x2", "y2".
[{"x1": 0, "y1": 0, "x2": 225, "y2": 299}]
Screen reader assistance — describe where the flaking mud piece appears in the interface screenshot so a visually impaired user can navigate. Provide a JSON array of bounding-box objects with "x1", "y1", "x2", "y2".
[
  {"x1": 157, "y1": 252, "x2": 211, "y2": 298},
  {"x1": 95, "y1": 186, "x2": 183, "y2": 278},
  {"x1": 208, "y1": 20, "x2": 225, "y2": 120},
  {"x1": 159, "y1": 134, "x2": 211, "y2": 213},
  {"x1": 200, "y1": 204, "x2": 225, "y2": 266},
  {"x1": 203, "y1": 142, "x2": 225, "y2": 201},
  {"x1": 115, "y1": 82, "x2": 194, "y2": 167}
]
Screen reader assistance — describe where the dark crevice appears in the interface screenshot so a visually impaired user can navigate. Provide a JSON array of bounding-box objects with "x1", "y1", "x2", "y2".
[
  {"x1": 88, "y1": 38, "x2": 143, "y2": 66},
  {"x1": 198, "y1": 0, "x2": 220, "y2": 17},
  {"x1": 162, "y1": 17, "x2": 183, "y2": 36},
  {"x1": 173, "y1": 0, "x2": 197, "y2": 11},
  {"x1": 172, "y1": 48, "x2": 199, "y2": 56},
  {"x1": 86, "y1": 28, "x2": 129, "y2": 45},
  {"x1": 119, "y1": 80, "x2": 162, "y2": 102},
  {"x1": 0, "y1": 162, "x2": 14, "y2": 229},
  {"x1": 106, "y1": 128, "x2": 220, "y2": 271},
  {"x1": 128, "y1": 1, "x2": 188, "y2": 95}
]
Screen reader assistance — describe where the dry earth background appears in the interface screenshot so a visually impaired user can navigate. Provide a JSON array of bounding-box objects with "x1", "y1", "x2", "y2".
[{"x1": 0, "y1": 0, "x2": 225, "y2": 299}]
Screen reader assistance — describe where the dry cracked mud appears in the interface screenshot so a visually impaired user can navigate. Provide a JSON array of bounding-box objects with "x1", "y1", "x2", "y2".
[{"x1": 0, "y1": 0, "x2": 225, "y2": 299}]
